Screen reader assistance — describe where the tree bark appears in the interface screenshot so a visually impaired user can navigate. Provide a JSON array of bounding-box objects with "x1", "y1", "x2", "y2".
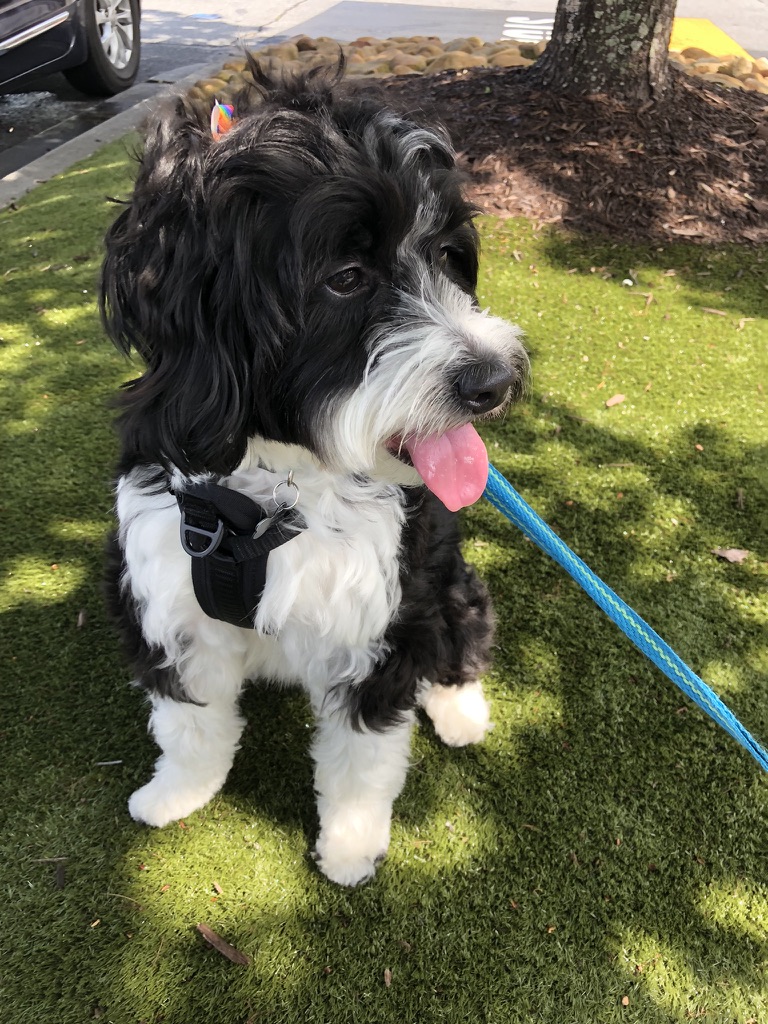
[{"x1": 529, "y1": 0, "x2": 678, "y2": 104}]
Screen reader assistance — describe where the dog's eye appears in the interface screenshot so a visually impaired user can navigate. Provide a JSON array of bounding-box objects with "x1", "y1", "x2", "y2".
[
  {"x1": 326, "y1": 266, "x2": 365, "y2": 296},
  {"x1": 438, "y1": 245, "x2": 463, "y2": 270}
]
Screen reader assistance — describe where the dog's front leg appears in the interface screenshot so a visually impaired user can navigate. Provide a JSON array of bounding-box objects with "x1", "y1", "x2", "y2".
[
  {"x1": 311, "y1": 709, "x2": 414, "y2": 886},
  {"x1": 128, "y1": 692, "x2": 245, "y2": 828}
]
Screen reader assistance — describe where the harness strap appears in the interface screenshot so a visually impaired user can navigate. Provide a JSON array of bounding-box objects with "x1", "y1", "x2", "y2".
[{"x1": 176, "y1": 480, "x2": 302, "y2": 628}]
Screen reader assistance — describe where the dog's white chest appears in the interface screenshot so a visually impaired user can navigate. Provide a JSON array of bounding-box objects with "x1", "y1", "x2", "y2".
[{"x1": 227, "y1": 446, "x2": 408, "y2": 688}]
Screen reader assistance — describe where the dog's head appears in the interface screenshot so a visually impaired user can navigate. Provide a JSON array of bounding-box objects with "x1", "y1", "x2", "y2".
[{"x1": 103, "y1": 59, "x2": 527, "y2": 510}]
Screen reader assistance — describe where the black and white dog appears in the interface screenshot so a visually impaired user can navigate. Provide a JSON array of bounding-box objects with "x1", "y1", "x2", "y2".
[{"x1": 103, "y1": 61, "x2": 528, "y2": 886}]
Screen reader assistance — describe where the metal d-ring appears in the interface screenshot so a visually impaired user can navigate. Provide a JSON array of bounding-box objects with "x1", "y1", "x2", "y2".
[{"x1": 272, "y1": 470, "x2": 299, "y2": 512}]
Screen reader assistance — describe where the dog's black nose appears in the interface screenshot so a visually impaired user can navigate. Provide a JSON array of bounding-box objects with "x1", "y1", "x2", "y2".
[{"x1": 455, "y1": 363, "x2": 514, "y2": 415}]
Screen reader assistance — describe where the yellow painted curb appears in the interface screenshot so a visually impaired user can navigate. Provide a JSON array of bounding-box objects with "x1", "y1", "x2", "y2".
[{"x1": 670, "y1": 18, "x2": 752, "y2": 60}]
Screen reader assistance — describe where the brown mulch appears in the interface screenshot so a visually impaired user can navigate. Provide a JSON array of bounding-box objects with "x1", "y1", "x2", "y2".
[{"x1": 382, "y1": 66, "x2": 768, "y2": 245}]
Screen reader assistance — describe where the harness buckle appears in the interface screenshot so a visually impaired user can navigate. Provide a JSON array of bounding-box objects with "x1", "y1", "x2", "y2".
[{"x1": 180, "y1": 513, "x2": 225, "y2": 558}]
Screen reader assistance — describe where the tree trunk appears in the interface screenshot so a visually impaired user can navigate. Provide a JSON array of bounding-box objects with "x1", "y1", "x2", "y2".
[{"x1": 529, "y1": 0, "x2": 678, "y2": 104}]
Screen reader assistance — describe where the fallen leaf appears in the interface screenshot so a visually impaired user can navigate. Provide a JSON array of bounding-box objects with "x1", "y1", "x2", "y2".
[
  {"x1": 196, "y1": 923, "x2": 251, "y2": 966},
  {"x1": 213, "y1": 881, "x2": 223, "y2": 895},
  {"x1": 384, "y1": 968, "x2": 392, "y2": 988},
  {"x1": 712, "y1": 548, "x2": 750, "y2": 564},
  {"x1": 701, "y1": 307, "x2": 727, "y2": 316},
  {"x1": 694, "y1": 444, "x2": 704, "y2": 451},
  {"x1": 605, "y1": 394, "x2": 625, "y2": 408},
  {"x1": 622, "y1": 995, "x2": 630, "y2": 1007}
]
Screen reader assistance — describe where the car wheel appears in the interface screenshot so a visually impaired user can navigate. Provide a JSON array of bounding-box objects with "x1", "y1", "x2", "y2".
[{"x1": 64, "y1": 0, "x2": 141, "y2": 96}]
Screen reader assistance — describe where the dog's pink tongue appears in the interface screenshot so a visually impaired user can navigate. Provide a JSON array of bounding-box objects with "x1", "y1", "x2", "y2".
[{"x1": 404, "y1": 424, "x2": 489, "y2": 512}]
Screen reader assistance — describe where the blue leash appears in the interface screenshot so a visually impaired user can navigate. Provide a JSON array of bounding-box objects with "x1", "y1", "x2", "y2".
[{"x1": 484, "y1": 463, "x2": 768, "y2": 772}]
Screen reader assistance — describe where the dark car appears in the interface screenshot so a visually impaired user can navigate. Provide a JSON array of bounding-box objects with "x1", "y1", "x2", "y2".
[{"x1": 0, "y1": 0, "x2": 141, "y2": 96}]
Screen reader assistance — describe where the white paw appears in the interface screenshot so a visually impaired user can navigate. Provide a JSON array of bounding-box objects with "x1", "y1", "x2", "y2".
[
  {"x1": 313, "y1": 806, "x2": 390, "y2": 886},
  {"x1": 313, "y1": 845, "x2": 385, "y2": 887},
  {"x1": 421, "y1": 680, "x2": 493, "y2": 747},
  {"x1": 128, "y1": 775, "x2": 219, "y2": 827}
]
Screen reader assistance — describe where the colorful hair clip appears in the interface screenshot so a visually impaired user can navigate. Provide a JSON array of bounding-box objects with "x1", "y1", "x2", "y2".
[{"x1": 211, "y1": 100, "x2": 235, "y2": 138}]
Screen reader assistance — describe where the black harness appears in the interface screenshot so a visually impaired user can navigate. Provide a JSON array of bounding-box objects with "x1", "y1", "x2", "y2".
[{"x1": 176, "y1": 476, "x2": 303, "y2": 629}]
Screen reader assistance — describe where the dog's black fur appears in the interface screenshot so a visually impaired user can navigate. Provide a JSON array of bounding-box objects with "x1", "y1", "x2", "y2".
[
  {"x1": 103, "y1": 61, "x2": 480, "y2": 479},
  {"x1": 102, "y1": 60, "x2": 525, "y2": 882}
]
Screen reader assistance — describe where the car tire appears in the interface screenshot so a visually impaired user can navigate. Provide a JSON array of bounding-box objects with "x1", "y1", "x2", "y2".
[{"x1": 64, "y1": 0, "x2": 141, "y2": 96}]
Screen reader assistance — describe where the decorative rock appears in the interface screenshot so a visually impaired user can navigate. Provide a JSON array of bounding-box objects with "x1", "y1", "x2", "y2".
[
  {"x1": 196, "y1": 34, "x2": 762, "y2": 102},
  {"x1": 723, "y1": 56, "x2": 754, "y2": 77},
  {"x1": 681, "y1": 46, "x2": 718, "y2": 60},
  {"x1": 485, "y1": 42, "x2": 520, "y2": 55},
  {"x1": 519, "y1": 40, "x2": 547, "y2": 59},
  {"x1": 296, "y1": 51, "x2": 328, "y2": 65},
  {"x1": 444, "y1": 38, "x2": 476, "y2": 53},
  {"x1": 347, "y1": 59, "x2": 393, "y2": 75},
  {"x1": 489, "y1": 50, "x2": 534, "y2": 68},
  {"x1": 690, "y1": 60, "x2": 723, "y2": 75},
  {"x1": 196, "y1": 79, "x2": 223, "y2": 97},
  {"x1": 290, "y1": 35, "x2": 317, "y2": 51},
  {"x1": 701, "y1": 72, "x2": 746, "y2": 89},
  {"x1": 427, "y1": 51, "x2": 487, "y2": 71},
  {"x1": 259, "y1": 43, "x2": 300, "y2": 61},
  {"x1": 388, "y1": 53, "x2": 428, "y2": 71},
  {"x1": 315, "y1": 40, "x2": 345, "y2": 56}
]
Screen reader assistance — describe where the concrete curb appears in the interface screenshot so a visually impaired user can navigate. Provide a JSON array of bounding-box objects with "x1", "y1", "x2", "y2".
[{"x1": 0, "y1": 62, "x2": 225, "y2": 211}]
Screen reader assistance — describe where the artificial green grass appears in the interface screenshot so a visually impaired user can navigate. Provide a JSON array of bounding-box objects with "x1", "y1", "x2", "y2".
[{"x1": 1, "y1": 139, "x2": 766, "y2": 1024}]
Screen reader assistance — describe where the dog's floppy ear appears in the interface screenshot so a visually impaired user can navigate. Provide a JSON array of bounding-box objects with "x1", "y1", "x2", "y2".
[{"x1": 101, "y1": 95, "x2": 258, "y2": 475}]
